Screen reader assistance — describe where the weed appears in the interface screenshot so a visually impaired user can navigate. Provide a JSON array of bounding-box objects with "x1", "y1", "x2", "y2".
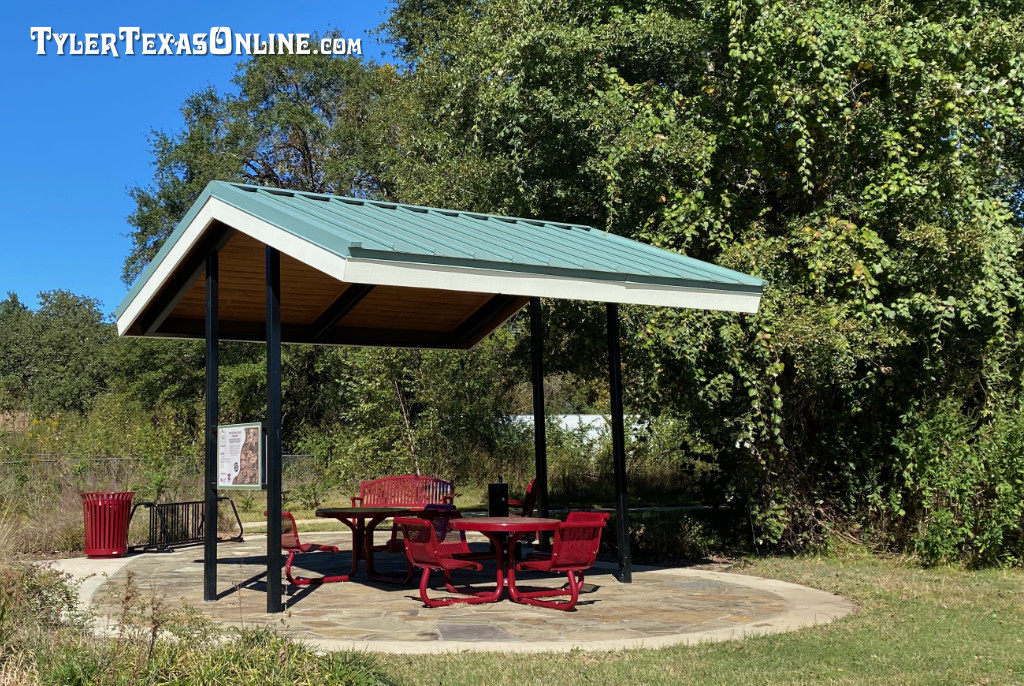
[{"x1": 0, "y1": 557, "x2": 388, "y2": 685}]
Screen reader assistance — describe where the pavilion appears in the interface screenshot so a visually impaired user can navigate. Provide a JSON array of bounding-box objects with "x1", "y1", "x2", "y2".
[{"x1": 114, "y1": 180, "x2": 764, "y2": 613}]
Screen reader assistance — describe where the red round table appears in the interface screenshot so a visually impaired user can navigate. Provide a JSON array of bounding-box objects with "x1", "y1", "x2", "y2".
[
  {"x1": 451, "y1": 516, "x2": 562, "y2": 601},
  {"x1": 315, "y1": 506, "x2": 421, "y2": 583}
]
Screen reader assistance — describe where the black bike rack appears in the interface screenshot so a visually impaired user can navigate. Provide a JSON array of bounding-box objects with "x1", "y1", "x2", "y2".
[{"x1": 128, "y1": 497, "x2": 244, "y2": 552}]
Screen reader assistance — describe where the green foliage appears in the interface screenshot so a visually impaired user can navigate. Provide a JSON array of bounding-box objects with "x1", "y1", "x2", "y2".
[
  {"x1": 289, "y1": 333, "x2": 535, "y2": 484},
  {"x1": 0, "y1": 291, "x2": 112, "y2": 416},
  {"x1": 108, "y1": 337, "x2": 205, "y2": 414},
  {"x1": 137, "y1": 627, "x2": 384, "y2": 685},
  {"x1": 375, "y1": 0, "x2": 1024, "y2": 554},
  {"x1": 893, "y1": 399, "x2": 1024, "y2": 566},
  {"x1": 546, "y1": 421, "x2": 601, "y2": 505},
  {"x1": 610, "y1": 509, "x2": 739, "y2": 563},
  {"x1": 0, "y1": 563, "x2": 88, "y2": 636},
  {"x1": 53, "y1": 0, "x2": 1023, "y2": 565},
  {"x1": 123, "y1": 44, "x2": 387, "y2": 285}
]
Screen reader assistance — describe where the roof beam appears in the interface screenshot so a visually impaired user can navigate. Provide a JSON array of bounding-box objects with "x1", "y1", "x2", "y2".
[
  {"x1": 452, "y1": 294, "x2": 529, "y2": 347},
  {"x1": 325, "y1": 326, "x2": 451, "y2": 348},
  {"x1": 311, "y1": 284, "x2": 375, "y2": 341},
  {"x1": 156, "y1": 317, "x2": 456, "y2": 349},
  {"x1": 137, "y1": 223, "x2": 235, "y2": 336}
]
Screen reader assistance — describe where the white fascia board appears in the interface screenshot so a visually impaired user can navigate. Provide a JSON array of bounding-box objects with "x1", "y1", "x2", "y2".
[
  {"x1": 343, "y1": 258, "x2": 762, "y2": 314},
  {"x1": 116, "y1": 197, "x2": 350, "y2": 335}
]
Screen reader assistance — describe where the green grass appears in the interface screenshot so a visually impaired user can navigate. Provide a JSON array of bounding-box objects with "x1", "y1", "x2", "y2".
[
  {"x1": 379, "y1": 552, "x2": 1024, "y2": 685},
  {"x1": 33, "y1": 626, "x2": 385, "y2": 685},
  {"x1": 243, "y1": 520, "x2": 350, "y2": 534}
]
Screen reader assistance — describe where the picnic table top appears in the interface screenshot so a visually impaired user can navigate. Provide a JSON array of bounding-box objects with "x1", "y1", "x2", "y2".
[
  {"x1": 451, "y1": 516, "x2": 562, "y2": 533},
  {"x1": 315, "y1": 506, "x2": 421, "y2": 518}
]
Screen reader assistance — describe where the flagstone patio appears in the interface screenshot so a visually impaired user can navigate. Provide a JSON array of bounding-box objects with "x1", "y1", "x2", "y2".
[{"x1": 65, "y1": 530, "x2": 853, "y2": 654}]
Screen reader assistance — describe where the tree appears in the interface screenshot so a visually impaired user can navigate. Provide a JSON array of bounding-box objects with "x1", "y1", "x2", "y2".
[
  {"x1": 123, "y1": 1, "x2": 1024, "y2": 561},
  {"x1": 0, "y1": 291, "x2": 113, "y2": 416},
  {"x1": 122, "y1": 48, "x2": 536, "y2": 484},
  {"x1": 375, "y1": 0, "x2": 1024, "y2": 553},
  {"x1": 0, "y1": 292, "x2": 34, "y2": 411},
  {"x1": 123, "y1": 47, "x2": 387, "y2": 285}
]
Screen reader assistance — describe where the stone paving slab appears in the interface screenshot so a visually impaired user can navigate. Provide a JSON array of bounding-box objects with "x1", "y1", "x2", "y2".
[{"x1": 55, "y1": 532, "x2": 854, "y2": 654}]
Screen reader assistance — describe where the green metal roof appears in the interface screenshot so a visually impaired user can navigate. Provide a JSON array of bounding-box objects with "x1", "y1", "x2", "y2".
[
  {"x1": 114, "y1": 181, "x2": 764, "y2": 347},
  {"x1": 116, "y1": 181, "x2": 763, "y2": 321}
]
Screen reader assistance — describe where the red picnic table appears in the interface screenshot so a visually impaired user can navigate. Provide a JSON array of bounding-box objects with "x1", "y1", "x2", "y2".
[
  {"x1": 451, "y1": 516, "x2": 562, "y2": 601},
  {"x1": 315, "y1": 506, "x2": 422, "y2": 584}
]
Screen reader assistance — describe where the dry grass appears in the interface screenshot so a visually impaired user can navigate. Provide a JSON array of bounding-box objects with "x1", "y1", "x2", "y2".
[
  {"x1": 0, "y1": 458, "x2": 160, "y2": 556},
  {"x1": 0, "y1": 560, "x2": 385, "y2": 686},
  {"x1": 0, "y1": 651, "x2": 40, "y2": 686},
  {"x1": 2, "y1": 489, "x2": 85, "y2": 556},
  {"x1": 0, "y1": 508, "x2": 16, "y2": 561}
]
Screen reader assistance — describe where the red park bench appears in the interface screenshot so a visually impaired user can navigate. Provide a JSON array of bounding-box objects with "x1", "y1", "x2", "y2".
[
  {"x1": 351, "y1": 475, "x2": 455, "y2": 508},
  {"x1": 351, "y1": 475, "x2": 456, "y2": 552}
]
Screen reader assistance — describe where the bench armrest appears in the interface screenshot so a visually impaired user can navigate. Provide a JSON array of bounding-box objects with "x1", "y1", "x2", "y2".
[{"x1": 351, "y1": 496, "x2": 363, "y2": 507}]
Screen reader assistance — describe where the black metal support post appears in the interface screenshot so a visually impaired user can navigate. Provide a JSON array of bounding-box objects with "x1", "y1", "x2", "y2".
[
  {"x1": 266, "y1": 246, "x2": 284, "y2": 613},
  {"x1": 529, "y1": 298, "x2": 549, "y2": 520},
  {"x1": 529, "y1": 298, "x2": 549, "y2": 550},
  {"x1": 203, "y1": 249, "x2": 219, "y2": 601},
  {"x1": 606, "y1": 302, "x2": 632, "y2": 583}
]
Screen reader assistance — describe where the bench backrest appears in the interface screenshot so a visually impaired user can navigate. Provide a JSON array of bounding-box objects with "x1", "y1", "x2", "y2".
[{"x1": 353, "y1": 475, "x2": 454, "y2": 508}]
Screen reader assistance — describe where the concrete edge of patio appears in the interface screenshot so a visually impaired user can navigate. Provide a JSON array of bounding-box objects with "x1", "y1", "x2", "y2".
[
  {"x1": 293, "y1": 563, "x2": 855, "y2": 654},
  {"x1": 46, "y1": 555, "x2": 136, "y2": 618},
  {"x1": 47, "y1": 539, "x2": 856, "y2": 655}
]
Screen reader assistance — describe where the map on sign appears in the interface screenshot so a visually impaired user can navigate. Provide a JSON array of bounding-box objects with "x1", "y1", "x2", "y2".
[{"x1": 218, "y1": 423, "x2": 263, "y2": 489}]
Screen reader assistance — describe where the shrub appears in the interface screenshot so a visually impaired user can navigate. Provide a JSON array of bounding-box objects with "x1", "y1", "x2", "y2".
[
  {"x1": 0, "y1": 560, "x2": 388, "y2": 686},
  {"x1": 894, "y1": 399, "x2": 1024, "y2": 567},
  {"x1": 600, "y1": 509, "x2": 746, "y2": 564},
  {"x1": 0, "y1": 563, "x2": 89, "y2": 639}
]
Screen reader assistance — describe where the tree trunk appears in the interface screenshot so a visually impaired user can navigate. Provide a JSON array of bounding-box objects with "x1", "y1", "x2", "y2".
[{"x1": 394, "y1": 380, "x2": 420, "y2": 475}]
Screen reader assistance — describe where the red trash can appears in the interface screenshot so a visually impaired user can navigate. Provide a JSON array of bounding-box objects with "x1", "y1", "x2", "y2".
[{"x1": 81, "y1": 491, "x2": 134, "y2": 558}]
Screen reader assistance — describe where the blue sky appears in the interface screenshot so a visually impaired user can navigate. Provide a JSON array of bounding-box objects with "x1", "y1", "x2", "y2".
[{"x1": 1, "y1": 1, "x2": 393, "y2": 316}]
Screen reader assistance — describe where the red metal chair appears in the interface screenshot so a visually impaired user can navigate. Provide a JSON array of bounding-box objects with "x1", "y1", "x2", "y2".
[
  {"x1": 565, "y1": 511, "x2": 610, "y2": 524},
  {"x1": 265, "y1": 510, "x2": 345, "y2": 586},
  {"x1": 420, "y1": 505, "x2": 495, "y2": 563},
  {"x1": 507, "y1": 512, "x2": 609, "y2": 611},
  {"x1": 509, "y1": 479, "x2": 539, "y2": 544},
  {"x1": 374, "y1": 503, "x2": 484, "y2": 558},
  {"x1": 395, "y1": 517, "x2": 502, "y2": 607},
  {"x1": 522, "y1": 510, "x2": 609, "y2": 561},
  {"x1": 509, "y1": 479, "x2": 536, "y2": 517}
]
